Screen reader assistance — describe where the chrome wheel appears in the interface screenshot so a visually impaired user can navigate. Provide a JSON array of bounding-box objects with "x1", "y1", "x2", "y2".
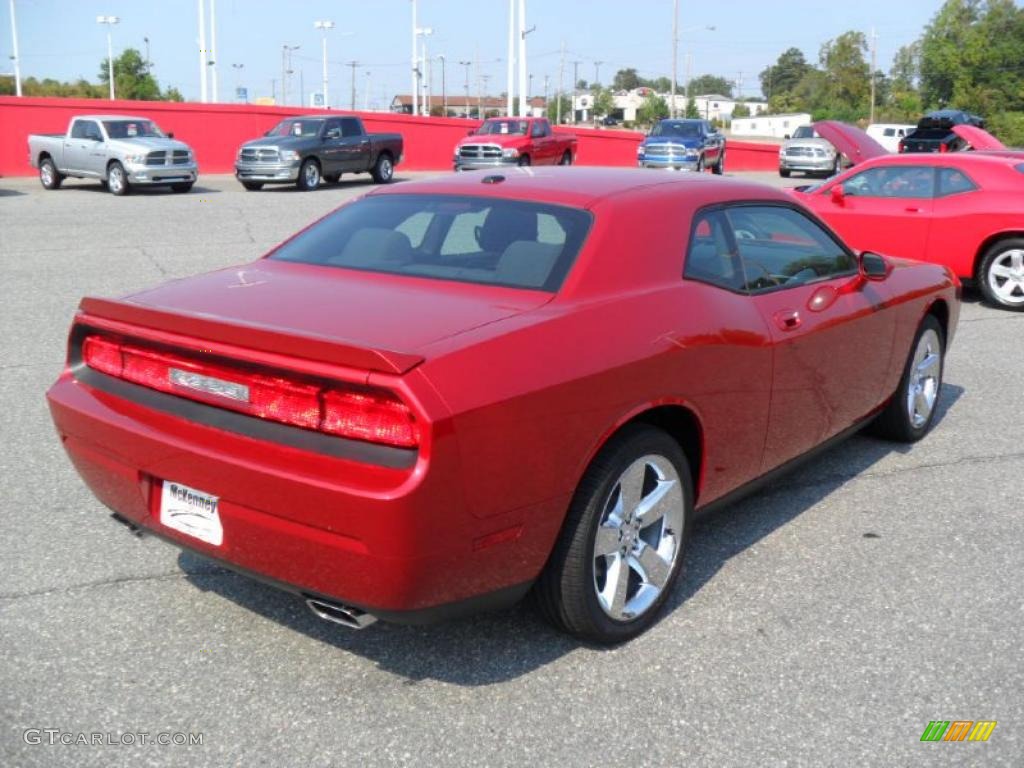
[
  {"x1": 987, "y1": 249, "x2": 1024, "y2": 306},
  {"x1": 108, "y1": 165, "x2": 125, "y2": 194},
  {"x1": 303, "y1": 161, "x2": 320, "y2": 188},
  {"x1": 906, "y1": 328, "x2": 942, "y2": 429},
  {"x1": 379, "y1": 156, "x2": 392, "y2": 180},
  {"x1": 40, "y1": 162, "x2": 54, "y2": 187},
  {"x1": 592, "y1": 455, "x2": 684, "y2": 621}
]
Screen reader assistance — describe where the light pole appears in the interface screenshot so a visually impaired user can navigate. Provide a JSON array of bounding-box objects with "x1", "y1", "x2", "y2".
[
  {"x1": 143, "y1": 36, "x2": 151, "y2": 73},
  {"x1": 459, "y1": 60, "x2": 471, "y2": 116},
  {"x1": 415, "y1": 26, "x2": 433, "y2": 115},
  {"x1": 437, "y1": 54, "x2": 447, "y2": 116},
  {"x1": 363, "y1": 70, "x2": 371, "y2": 111},
  {"x1": 209, "y1": 0, "x2": 218, "y2": 102},
  {"x1": 281, "y1": 44, "x2": 299, "y2": 106},
  {"x1": 231, "y1": 63, "x2": 244, "y2": 101},
  {"x1": 314, "y1": 20, "x2": 334, "y2": 108},
  {"x1": 410, "y1": 0, "x2": 418, "y2": 116},
  {"x1": 674, "y1": 24, "x2": 715, "y2": 117},
  {"x1": 8, "y1": 0, "x2": 22, "y2": 96},
  {"x1": 96, "y1": 16, "x2": 119, "y2": 100},
  {"x1": 197, "y1": 0, "x2": 207, "y2": 102},
  {"x1": 518, "y1": 0, "x2": 535, "y2": 117},
  {"x1": 348, "y1": 60, "x2": 359, "y2": 110}
]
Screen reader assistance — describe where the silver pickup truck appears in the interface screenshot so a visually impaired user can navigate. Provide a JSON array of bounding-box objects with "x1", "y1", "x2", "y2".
[{"x1": 28, "y1": 115, "x2": 198, "y2": 195}]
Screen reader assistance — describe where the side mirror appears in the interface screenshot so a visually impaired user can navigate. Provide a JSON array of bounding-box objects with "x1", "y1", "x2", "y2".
[
  {"x1": 860, "y1": 252, "x2": 891, "y2": 281},
  {"x1": 167, "y1": 131, "x2": 175, "y2": 139},
  {"x1": 830, "y1": 185, "x2": 846, "y2": 206}
]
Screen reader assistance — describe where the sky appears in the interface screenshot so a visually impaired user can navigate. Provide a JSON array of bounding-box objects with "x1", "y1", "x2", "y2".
[{"x1": 2, "y1": 0, "x2": 952, "y2": 108}]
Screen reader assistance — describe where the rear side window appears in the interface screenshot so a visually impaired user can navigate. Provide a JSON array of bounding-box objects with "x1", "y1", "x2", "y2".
[
  {"x1": 937, "y1": 168, "x2": 977, "y2": 196},
  {"x1": 725, "y1": 206, "x2": 855, "y2": 293},
  {"x1": 684, "y1": 210, "x2": 745, "y2": 292},
  {"x1": 270, "y1": 194, "x2": 592, "y2": 291}
]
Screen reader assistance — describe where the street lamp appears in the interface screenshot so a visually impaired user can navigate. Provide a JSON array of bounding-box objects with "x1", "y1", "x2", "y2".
[
  {"x1": 415, "y1": 26, "x2": 433, "y2": 115},
  {"x1": 459, "y1": 60, "x2": 472, "y2": 116},
  {"x1": 97, "y1": 15, "x2": 119, "y2": 100},
  {"x1": 314, "y1": 20, "x2": 334, "y2": 108},
  {"x1": 231, "y1": 63, "x2": 245, "y2": 101},
  {"x1": 670, "y1": 12, "x2": 715, "y2": 118},
  {"x1": 8, "y1": 0, "x2": 22, "y2": 96},
  {"x1": 437, "y1": 54, "x2": 447, "y2": 116}
]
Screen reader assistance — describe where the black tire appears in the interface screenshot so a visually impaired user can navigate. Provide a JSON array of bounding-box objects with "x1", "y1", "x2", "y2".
[
  {"x1": 695, "y1": 155, "x2": 705, "y2": 173},
  {"x1": 869, "y1": 314, "x2": 945, "y2": 443},
  {"x1": 241, "y1": 181, "x2": 264, "y2": 191},
  {"x1": 534, "y1": 424, "x2": 694, "y2": 644},
  {"x1": 323, "y1": 173, "x2": 341, "y2": 184},
  {"x1": 830, "y1": 155, "x2": 842, "y2": 176},
  {"x1": 39, "y1": 157, "x2": 63, "y2": 190},
  {"x1": 296, "y1": 159, "x2": 321, "y2": 190},
  {"x1": 779, "y1": 168, "x2": 791, "y2": 178},
  {"x1": 371, "y1": 153, "x2": 394, "y2": 183},
  {"x1": 517, "y1": 154, "x2": 532, "y2": 166},
  {"x1": 171, "y1": 183, "x2": 194, "y2": 193},
  {"x1": 977, "y1": 238, "x2": 1024, "y2": 311},
  {"x1": 712, "y1": 149, "x2": 725, "y2": 175},
  {"x1": 107, "y1": 162, "x2": 129, "y2": 196},
  {"x1": 559, "y1": 150, "x2": 572, "y2": 166}
]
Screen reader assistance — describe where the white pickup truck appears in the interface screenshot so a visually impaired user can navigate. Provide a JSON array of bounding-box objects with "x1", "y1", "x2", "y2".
[{"x1": 28, "y1": 114, "x2": 198, "y2": 195}]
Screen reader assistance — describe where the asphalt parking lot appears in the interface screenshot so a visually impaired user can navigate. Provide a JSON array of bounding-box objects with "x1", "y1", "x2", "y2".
[{"x1": 1, "y1": 170, "x2": 1021, "y2": 767}]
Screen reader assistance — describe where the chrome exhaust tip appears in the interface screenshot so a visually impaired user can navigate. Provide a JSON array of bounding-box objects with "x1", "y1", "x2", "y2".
[{"x1": 305, "y1": 597, "x2": 378, "y2": 629}]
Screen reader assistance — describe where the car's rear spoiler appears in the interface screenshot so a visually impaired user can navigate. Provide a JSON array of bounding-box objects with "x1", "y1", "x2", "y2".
[{"x1": 78, "y1": 296, "x2": 425, "y2": 375}]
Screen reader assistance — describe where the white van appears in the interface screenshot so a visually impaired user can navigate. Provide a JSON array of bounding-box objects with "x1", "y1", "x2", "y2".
[{"x1": 866, "y1": 123, "x2": 916, "y2": 153}]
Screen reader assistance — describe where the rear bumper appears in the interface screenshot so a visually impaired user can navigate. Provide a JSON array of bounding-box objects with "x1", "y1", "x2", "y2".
[{"x1": 45, "y1": 370, "x2": 558, "y2": 621}]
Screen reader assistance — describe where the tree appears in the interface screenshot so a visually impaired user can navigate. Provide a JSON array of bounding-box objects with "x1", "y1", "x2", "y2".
[
  {"x1": 590, "y1": 85, "x2": 615, "y2": 118},
  {"x1": 576, "y1": 78, "x2": 588, "y2": 90},
  {"x1": 731, "y1": 102, "x2": 751, "y2": 118},
  {"x1": 759, "y1": 47, "x2": 810, "y2": 100},
  {"x1": 684, "y1": 99, "x2": 700, "y2": 119},
  {"x1": 99, "y1": 48, "x2": 162, "y2": 100},
  {"x1": 818, "y1": 31, "x2": 871, "y2": 117},
  {"x1": 636, "y1": 94, "x2": 669, "y2": 125},
  {"x1": 647, "y1": 76, "x2": 672, "y2": 93},
  {"x1": 890, "y1": 41, "x2": 922, "y2": 92},
  {"x1": 687, "y1": 74, "x2": 733, "y2": 97},
  {"x1": 612, "y1": 68, "x2": 641, "y2": 91},
  {"x1": 550, "y1": 93, "x2": 573, "y2": 123}
]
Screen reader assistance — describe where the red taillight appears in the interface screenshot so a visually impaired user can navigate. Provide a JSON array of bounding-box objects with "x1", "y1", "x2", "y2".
[
  {"x1": 898, "y1": 139, "x2": 905, "y2": 153},
  {"x1": 81, "y1": 334, "x2": 419, "y2": 448},
  {"x1": 939, "y1": 142, "x2": 949, "y2": 153}
]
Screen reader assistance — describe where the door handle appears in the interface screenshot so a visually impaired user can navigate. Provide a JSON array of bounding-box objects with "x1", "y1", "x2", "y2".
[
  {"x1": 905, "y1": 206, "x2": 921, "y2": 213},
  {"x1": 773, "y1": 308, "x2": 802, "y2": 331}
]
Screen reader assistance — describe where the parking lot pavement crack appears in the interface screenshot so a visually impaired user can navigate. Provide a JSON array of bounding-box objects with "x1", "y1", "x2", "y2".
[
  {"x1": 0, "y1": 566, "x2": 226, "y2": 604},
  {"x1": 766, "y1": 450, "x2": 1024, "y2": 496},
  {"x1": 140, "y1": 246, "x2": 169, "y2": 276}
]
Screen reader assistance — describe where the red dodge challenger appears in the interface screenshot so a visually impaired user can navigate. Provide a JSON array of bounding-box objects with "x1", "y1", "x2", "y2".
[
  {"x1": 47, "y1": 168, "x2": 959, "y2": 642},
  {"x1": 793, "y1": 122, "x2": 1024, "y2": 311}
]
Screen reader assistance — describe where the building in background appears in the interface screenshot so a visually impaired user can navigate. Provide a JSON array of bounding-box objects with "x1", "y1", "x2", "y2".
[
  {"x1": 730, "y1": 113, "x2": 813, "y2": 138},
  {"x1": 390, "y1": 95, "x2": 545, "y2": 118}
]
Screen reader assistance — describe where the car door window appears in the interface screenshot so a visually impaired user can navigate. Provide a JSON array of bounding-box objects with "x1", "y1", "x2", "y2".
[
  {"x1": 725, "y1": 206, "x2": 856, "y2": 293},
  {"x1": 340, "y1": 118, "x2": 362, "y2": 138},
  {"x1": 683, "y1": 210, "x2": 746, "y2": 292},
  {"x1": 531, "y1": 121, "x2": 548, "y2": 138},
  {"x1": 72, "y1": 121, "x2": 101, "y2": 141},
  {"x1": 324, "y1": 119, "x2": 342, "y2": 139},
  {"x1": 841, "y1": 166, "x2": 936, "y2": 199},
  {"x1": 937, "y1": 167, "x2": 977, "y2": 196}
]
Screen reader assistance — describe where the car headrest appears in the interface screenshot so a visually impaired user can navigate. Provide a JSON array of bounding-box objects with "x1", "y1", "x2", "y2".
[
  {"x1": 495, "y1": 241, "x2": 561, "y2": 288},
  {"x1": 331, "y1": 228, "x2": 412, "y2": 268},
  {"x1": 478, "y1": 207, "x2": 538, "y2": 253}
]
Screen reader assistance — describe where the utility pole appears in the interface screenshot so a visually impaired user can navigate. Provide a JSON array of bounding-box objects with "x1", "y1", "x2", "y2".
[
  {"x1": 209, "y1": 0, "x2": 218, "y2": 102},
  {"x1": 481, "y1": 74, "x2": 491, "y2": 117},
  {"x1": 348, "y1": 60, "x2": 359, "y2": 110},
  {"x1": 506, "y1": 0, "x2": 515, "y2": 117},
  {"x1": 97, "y1": 15, "x2": 119, "y2": 100},
  {"x1": 315, "y1": 20, "x2": 334, "y2": 108},
  {"x1": 415, "y1": 25, "x2": 433, "y2": 115},
  {"x1": 518, "y1": 0, "x2": 535, "y2": 117},
  {"x1": 670, "y1": 0, "x2": 678, "y2": 117},
  {"x1": 143, "y1": 36, "x2": 151, "y2": 73},
  {"x1": 197, "y1": 0, "x2": 207, "y2": 102},
  {"x1": 281, "y1": 44, "x2": 299, "y2": 106},
  {"x1": 557, "y1": 41, "x2": 565, "y2": 124},
  {"x1": 460, "y1": 60, "x2": 471, "y2": 116},
  {"x1": 438, "y1": 55, "x2": 447, "y2": 115},
  {"x1": 363, "y1": 70, "x2": 371, "y2": 110},
  {"x1": 543, "y1": 74, "x2": 549, "y2": 117},
  {"x1": 410, "y1": 0, "x2": 418, "y2": 116},
  {"x1": 476, "y1": 47, "x2": 482, "y2": 118},
  {"x1": 869, "y1": 26, "x2": 878, "y2": 125},
  {"x1": 8, "y1": 0, "x2": 21, "y2": 96},
  {"x1": 593, "y1": 60, "x2": 603, "y2": 87}
]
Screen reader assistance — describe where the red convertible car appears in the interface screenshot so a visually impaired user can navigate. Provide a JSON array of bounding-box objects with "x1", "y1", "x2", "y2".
[
  {"x1": 793, "y1": 122, "x2": 1024, "y2": 310},
  {"x1": 47, "y1": 168, "x2": 958, "y2": 642}
]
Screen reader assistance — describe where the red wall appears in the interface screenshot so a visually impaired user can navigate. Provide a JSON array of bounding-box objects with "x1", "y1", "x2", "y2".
[{"x1": 0, "y1": 96, "x2": 780, "y2": 177}]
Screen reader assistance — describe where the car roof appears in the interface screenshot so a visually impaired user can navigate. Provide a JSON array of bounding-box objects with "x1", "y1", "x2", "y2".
[
  {"x1": 859, "y1": 152, "x2": 1022, "y2": 170},
  {"x1": 367, "y1": 167, "x2": 789, "y2": 210}
]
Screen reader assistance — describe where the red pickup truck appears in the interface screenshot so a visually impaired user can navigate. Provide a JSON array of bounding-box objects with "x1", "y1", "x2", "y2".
[{"x1": 454, "y1": 117, "x2": 577, "y2": 170}]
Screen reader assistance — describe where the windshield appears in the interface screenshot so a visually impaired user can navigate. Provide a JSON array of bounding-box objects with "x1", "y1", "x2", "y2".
[
  {"x1": 650, "y1": 121, "x2": 701, "y2": 138},
  {"x1": 268, "y1": 119, "x2": 324, "y2": 138},
  {"x1": 791, "y1": 126, "x2": 815, "y2": 139},
  {"x1": 269, "y1": 194, "x2": 593, "y2": 292},
  {"x1": 476, "y1": 120, "x2": 529, "y2": 136},
  {"x1": 102, "y1": 120, "x2": 165, "y2": 139}
]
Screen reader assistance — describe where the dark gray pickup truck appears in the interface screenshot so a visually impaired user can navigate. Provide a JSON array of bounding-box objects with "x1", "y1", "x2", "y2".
[{"x1": 234, "y1": 115, "x2": 403, "y2": 191}]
